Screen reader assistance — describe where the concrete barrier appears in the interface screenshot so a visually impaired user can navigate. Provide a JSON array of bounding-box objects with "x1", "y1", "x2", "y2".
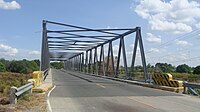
[
  {"x1": 152, "y1": 72, "x2": 183, "y2": 91},
  {"x1": 28, "y1": 71, "x2": 43, "y2": 88}
]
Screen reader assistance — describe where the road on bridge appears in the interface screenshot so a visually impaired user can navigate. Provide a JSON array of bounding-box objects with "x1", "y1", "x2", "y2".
[{"x1": 49, "y1": 69, "x2": 200, "y2": 112}]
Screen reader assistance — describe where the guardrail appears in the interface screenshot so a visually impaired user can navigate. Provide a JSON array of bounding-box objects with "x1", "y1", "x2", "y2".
[
  {"x1": 183, "y1": 82, "x2": 200, "y2": 96},
  {"x1": 10, "y1": 82, "x2": 33, "y2": 104},
  {"x1": 9, "y1": 69, "x2": 49, "y2": 104}
]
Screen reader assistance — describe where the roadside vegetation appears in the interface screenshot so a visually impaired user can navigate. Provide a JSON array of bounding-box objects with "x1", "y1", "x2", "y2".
[
  {"x1": 0, "y1": 58, "x2": 40, "y2": 74},
  {"x1": 0, "y1": 72, "x2": 31, "y2": 105},
  {"x1": 0, "y1": 58, "x2": 40, "y2": 105},
  {"x1": 0, "y1": 58, "x2": 46, "y2": 111},
  {"x1": 116, "y1": 63, "x2": 200, "y2": 83}
]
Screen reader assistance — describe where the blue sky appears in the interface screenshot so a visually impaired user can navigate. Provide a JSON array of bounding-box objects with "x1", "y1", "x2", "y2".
[{"x1": 0, "y1": 0, "x2": 200, "y2": 67}]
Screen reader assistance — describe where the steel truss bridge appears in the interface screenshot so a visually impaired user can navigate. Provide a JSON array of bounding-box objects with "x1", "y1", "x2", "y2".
[
  {"x1": 41, "y1": 20, "x2": 148, "y2": 81},
  {"x1": 40, "y1": 20, "x2": 200, "y2": 112}
]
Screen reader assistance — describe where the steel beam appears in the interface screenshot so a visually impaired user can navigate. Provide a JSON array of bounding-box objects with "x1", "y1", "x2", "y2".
[
  {"x1": 85, "y1": 51, "x2": 88, "y2": 73},
  {"x1": 106, "y1": 43, "x2": 111, "y2": 76},
  {"x1": 121, "y1": 36, "x2": 129, "y2": 79},
  {"x1": 88, "y1": 49, "x2": 92, "y2": 74},
  {"x1": 131, "y1": 29, "x2": 139, "y2": 78},
  {"x1": 46, "y1": 20, "x2": 121, "y2": 36},
  {"x1": 41, "y1": 20, "x2": 148, "y2": 83},
  {"x1": 110, "y1": 42, "x2": 115, "y2": 77},
  {"x1": 47, "y1": 28, "x2": 135, "y2": 33},
  {"x1": 116, "y1": 39, "x2": 122, "y2": 78},
  {"x1": 81, "y1": 53, "x2": 84, "y2": 72},
  {"x1": 137, "y1": 28, "x2": 148, "y2": 81},
  {"x1": 94, "y1": 47, "x2": 98, "y2": 75},
  {"x1": 41, "y1": 20, "x2": 50, "y2": 71}
]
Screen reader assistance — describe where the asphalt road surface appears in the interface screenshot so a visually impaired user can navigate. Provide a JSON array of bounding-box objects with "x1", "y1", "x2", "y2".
[{"x1": 49, "y1": 69, "x2": 200, "y2": 112}]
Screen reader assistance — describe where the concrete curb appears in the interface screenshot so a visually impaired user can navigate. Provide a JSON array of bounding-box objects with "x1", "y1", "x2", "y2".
[
  {"x1": 66, "y1": 70, "x2": 183, "y2": 93},
  {"x1": 32, "y1": 84, "x2": 53, "y2": 92},
  {"x1": 92, "y1": 74, "x2": 183, "y2": 92}
]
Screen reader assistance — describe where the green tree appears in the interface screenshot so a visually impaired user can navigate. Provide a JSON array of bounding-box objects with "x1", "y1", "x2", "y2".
[
  {"x1": 33, "y1": 59, "x2": 40, "y2": 67},
  {"x1": 155, "y1": 63, "x2": 175, "y2": 73},
  {"x1": 50, "y1": 62, "x2": 64, "y2": 69},
  {"x1": 0, "y1": 58, "x2": 10, "y2": 71},
  {"x1": 176, "y1": 64, "x2": 192, "y2": 73},
  {"x1": 0, "y1": 62, "x2": 6, "y2": 72},
  {"x1": 193, "y1": 65, "x2": 200, "y2": 74},
  {"x1": 8, "y1": 60, "x2": 30, "y2": 74}
]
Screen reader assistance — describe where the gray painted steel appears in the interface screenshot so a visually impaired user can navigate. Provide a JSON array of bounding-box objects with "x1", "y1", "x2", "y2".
[{"x1": 41, "y1": 20, "x2": 148, "y2": 81}]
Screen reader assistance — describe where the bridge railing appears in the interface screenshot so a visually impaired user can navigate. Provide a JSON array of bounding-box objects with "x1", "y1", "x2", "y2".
[
  {"x1": 43, "y1": 68, "x2": 49, "y2": 81},
  {"x1": 183, "y1": 82, "x2": 200, "y2": 96},
  {"x1": 10, "y1": 82, "x2": 33, "y2": 104},
  {"x1": 9, "y1": 69, "x2": 49, "y2": 104}
]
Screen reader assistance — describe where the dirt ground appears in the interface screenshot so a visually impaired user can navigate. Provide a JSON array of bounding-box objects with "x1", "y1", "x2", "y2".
[{"x1": 0, "y1": 93, "x2": 47, "y2": 112}]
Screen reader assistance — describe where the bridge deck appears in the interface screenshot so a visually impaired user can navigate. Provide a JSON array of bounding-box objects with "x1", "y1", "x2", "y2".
[{"x1": 49, "y1": 69, "x2": 200, "y2": 112}]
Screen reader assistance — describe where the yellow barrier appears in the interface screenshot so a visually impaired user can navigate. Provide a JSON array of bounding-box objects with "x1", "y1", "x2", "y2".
[
  {"x1": 28, "y1": 71, "x2": 43, "y2": 87},
  {"x1": 152, "y1": 72, "x2": 183, "y2": 88}
]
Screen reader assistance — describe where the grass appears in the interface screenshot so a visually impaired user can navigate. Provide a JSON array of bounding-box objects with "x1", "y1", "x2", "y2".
[
  {"x1": 170, "y1": 72, "x2": 200, "y2": 83},
  {"x1": 0, "y1": 72, "x2": 47, "y2": 112},
  {"x1": 0, "y1": 72, "x2": 31, "y2": 104}
]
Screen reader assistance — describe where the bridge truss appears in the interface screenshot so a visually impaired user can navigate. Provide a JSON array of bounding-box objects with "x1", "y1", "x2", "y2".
[{"x1": 41, "y1": 20, "x2": 149, "y2": 81}]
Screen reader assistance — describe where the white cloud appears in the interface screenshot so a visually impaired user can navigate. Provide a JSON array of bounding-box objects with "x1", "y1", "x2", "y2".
[
  {"x1": 146, "y1": 33, "x2": 161, "y2": 43},
  {"x1": 175, "y1": 40, "x2": 190, "y2": 46},
  {"x1": 195, "y1": 22, "x2": 200, "y2": 29},
  {"x1": 0, "y1": 0, "x2": 21, "y2": 10},
  {"x1": 29, "y1": 50, "x2": 40, "y2": 55},
  {"x1": 0, "y1": 43, "x2": 18, "y2": 56},
  {"x1": 134, "y1": 0, "x2": 200, "y2": 34},
  {"x1": 148, "y1": 48, "x2": 159, "y2": 53}
]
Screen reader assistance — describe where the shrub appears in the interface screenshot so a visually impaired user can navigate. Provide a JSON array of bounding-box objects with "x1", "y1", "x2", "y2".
[
  {"x1": 0, "y1": 62, "x2": 6, "y2": 72},
  {"x1": 176, "y1": 64, "x2": 192, "y2": 73},
  {"x1": 193, "y1": 65, "x2": 200, "y2": 75}
]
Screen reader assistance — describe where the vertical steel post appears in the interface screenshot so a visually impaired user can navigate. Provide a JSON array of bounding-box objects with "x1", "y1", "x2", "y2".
[
  {"x1": 137, "y1": 28, "x2": 148, "y2": 81},
  {"x1": 41, "y1": 20, "x2": 49, "y2": 71},
  {"x1": 95, "y1": 47, "x2": 98, "y2": 75},
  {"x1": 102, "y1": 45, "x2": 105, "y2": 76},
  {"x1": 82, "y1": 53, "x2": 84, "y2": 72},
  {"x1": 74, "y1": 57, "x2": 75, "y2": 71},
  {"x1": 99, "y1": 45, "x2": 106, "y2": 76},
  {"x1": 85, "y1": 51, "x2": 88, "y2": 74},
  {"x1": 77, "y1": 55, "x2": 79, "y2": 71},
  {"x1": 73, "y1": 58, "x2": 75, "y2": 71},
  {"x1": 106, "y1": 43, "x2": 111, "y2": 76},
  {"x1": 99, "y1": 45, "x2": 103, "y2": 75},
  {"x1": 110, "y1": 42, "x2": 115, "y2": 77},
  {"x1": 89, "y1": 49, "x2": 92, "y2": 74},
  {"x1": 93, "y1": 49, "x2": 95, "y2": 74},
  {"x1": 79, "y1": 54, "x2": 81, "y2": 72},
  {"x1": 121, "y1": 36, "x2": 129, "y2": 79},
  {"x1": 116, "y1": 39, "x2": 122, "y2": 78},
  {"x1": 76, "y1": 56, "x2": 77, "y2": 71},
  {"x1": 75, "y1": 57, "x2": 76, "y2": 71},
  {"x1": 131, "y1": 30, "x2": 139, "y2": 78}
]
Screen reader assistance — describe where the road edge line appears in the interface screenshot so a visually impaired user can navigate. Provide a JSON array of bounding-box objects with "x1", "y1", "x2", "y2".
[{"x1": 47, "y1": 85, "x2": 56, "y2": 112}]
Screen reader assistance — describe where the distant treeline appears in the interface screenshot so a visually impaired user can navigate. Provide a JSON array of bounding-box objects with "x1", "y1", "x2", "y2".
[
  {"x1": 0, "y1": 59, "x2": 40, "y2": 74},
  {"x1": 50, "y1": 62, "x2": 64, "y2": 69},
  {"x1": 0, "y1": 58, "x2": 64, "y2": 74},
  {"x1": 1, "y1": 58, "x2": 199, "y2": 75},
  {"x1": 131, "y1": 63, "x2": 200, "y2": 75}
]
